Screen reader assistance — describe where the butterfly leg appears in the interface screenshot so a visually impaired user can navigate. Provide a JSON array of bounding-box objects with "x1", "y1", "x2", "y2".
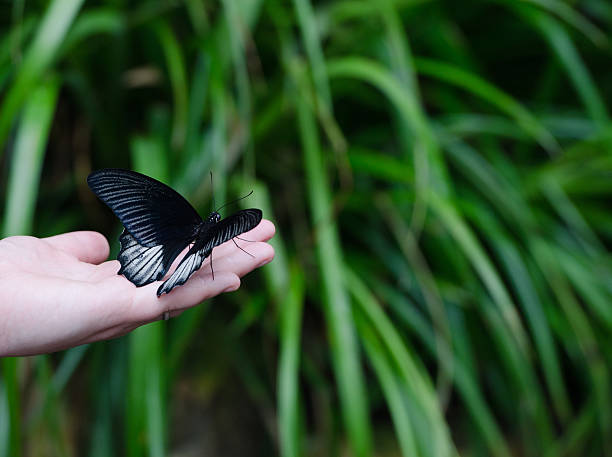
[
  {"x1": 232, "y1": 238, "x2": 255, "y2": 258},
  {"x1": 235, "y1": 236, "x2": 256, "y2": 242}
]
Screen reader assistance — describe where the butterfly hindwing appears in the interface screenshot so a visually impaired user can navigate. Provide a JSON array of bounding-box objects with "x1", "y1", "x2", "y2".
[
  {"x1": 157, "y1": 246, "x2": 211, "y2": 296},
  {"x1": 87, "y1": 169, "x2": 202, "y2": 247},
  {"x1": 117, "y1": 230, "x2": 190, "y2": 287}
]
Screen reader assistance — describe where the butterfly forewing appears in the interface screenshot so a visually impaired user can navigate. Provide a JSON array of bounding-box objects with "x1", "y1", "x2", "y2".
[
  {"x1": 87, "y1": 169, "x2": 202, "y2": 247},
  {"x1": 201, "y1": 209, "x2": 262, "y2": 253}
]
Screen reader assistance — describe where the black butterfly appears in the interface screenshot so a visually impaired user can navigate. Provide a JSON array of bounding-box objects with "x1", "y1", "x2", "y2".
[{"x1": 87, "y1": 169, "x2": 262, "y2": 296}]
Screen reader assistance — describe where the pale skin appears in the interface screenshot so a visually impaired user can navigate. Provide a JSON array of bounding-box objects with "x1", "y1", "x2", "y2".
[{"x1": 0, "y1": 220, "x2": 275, "y2": 357}]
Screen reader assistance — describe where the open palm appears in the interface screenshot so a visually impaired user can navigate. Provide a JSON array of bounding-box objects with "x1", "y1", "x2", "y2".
[{"x1": 0, "y1": 220, "x2": 275, "y2": 357}]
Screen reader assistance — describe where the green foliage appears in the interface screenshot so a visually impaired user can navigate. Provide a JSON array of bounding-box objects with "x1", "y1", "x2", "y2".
[{"x1": 1, "y1": 0, "x2": 612, "y2": 456}]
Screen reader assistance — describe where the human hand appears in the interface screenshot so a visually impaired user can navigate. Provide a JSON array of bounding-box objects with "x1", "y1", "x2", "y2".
[{"x1": 0, "y1": 220, "x2": 275, "y2": 357}]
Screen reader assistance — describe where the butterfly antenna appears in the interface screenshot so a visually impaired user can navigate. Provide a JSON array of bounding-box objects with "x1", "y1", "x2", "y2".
[
  {"x1": 210, "y1": 171, "x2": 215, "y2": 211},
  {"x1": 215, "y1": 190, "x2": 253, "y2": 213}
]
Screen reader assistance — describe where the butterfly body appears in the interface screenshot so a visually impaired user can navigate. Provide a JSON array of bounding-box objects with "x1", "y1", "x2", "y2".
[{"x1": 87, "y1": 169, "x2": 262, "y2": 296}]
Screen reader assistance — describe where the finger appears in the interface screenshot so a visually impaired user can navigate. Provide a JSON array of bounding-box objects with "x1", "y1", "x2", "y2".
[
  {"x1": 43, "y1": 231, "x2": 110, "y2": 264},
  {"x1": 88, "y1": 260, "x2": 122, "y2": 281},
  {"x1": 127, "y1": 270, "x2": 240, "y2": 322},
  {"x1": 159, "y1": 219, "x2": 275, "y2": 280},
  {"x1": 247, "y1": 218, "x2": 275, "y2": 241}
]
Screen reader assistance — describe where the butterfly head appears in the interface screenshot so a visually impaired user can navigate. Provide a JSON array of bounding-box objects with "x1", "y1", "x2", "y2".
[{"x1": 207, "y1": 211, "x2": 221, "y2": 224}]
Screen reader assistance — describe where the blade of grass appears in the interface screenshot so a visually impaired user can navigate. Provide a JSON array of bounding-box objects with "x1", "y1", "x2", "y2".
[
  {"x1": 184, "y1": 0, "x2": 209, "y2": 35},
  {"x1": 517, "y1": 8, "x2": 609, "y2": 128},
  {"x1": 373, "y1": 281, "x2": 513, "y2": 457},
  {"x1": 240, "y1": 180, "x2": 289, "y2": 304},
  {"x1": 478, "y1": 294, "x2": 554, "y2": 447},
  {"x1": 358, "y1": 318, "x2": 419, "y2": 457},
  {"x1": 326, "y1": 56, "x2": 450, "y2": 210},
  {"x1": 210, "y1": 67, "x2": 228, "y2": 204},
  {"x1": 127, "y1": 138, "x2": 168, "y2": 457},
  {"x1": 61, "y1": 8, "x2": 125, "y2": 54},
  {"x1": 0, "y1": 76, "x2": 60, "y2": 457},
  {"x1": 540, "y1": 158, "x2": 606, "y2": 257},
  {"x1": 519, "y1": 0, "x2": 608, "y2": 46},
  {"x1": 2, "y1": 77, "x2": 60, "y2": 236},
  {"x1": 440, "y1": 136, "x2": 532, "y2": 231},
  {"x1": 183, "y1": 52, "x2": 210, "y2": 164},
  {"x1": 414, "y1": 57, "x2": 560, "y2": 154},
  {"x1": 88, "y1": 343, "x2": 121, "y2": 457},
  {"x1": 127, "y1": 313, "x2": 166, "y2": 457},
  {"x1": 0, "y1": 359, "x2": 19, "y2": 457},
  {"x1": 278, "y1": 264, "x2": 305, "y2": 457},
  {"x1": 427, "y1": 194, "x2": 555, "y2": 442},
  {"x1": 154, "y1": 21, "x2": 189, "y2": 152},
  {"x1": 545, "y1": 396, "x2": 598, "y2": 457},
  {"x1": 293, "y1": 0, "x2": 349, "y2": 155},
  {"x1": 293, "y1": 0, "x2": 332, "y2": 110},
  {"x1": 0, "y1": 0, "x2": 84, "y2": 148},
  {"x1": 554, "y1": 248, "x2": 612, "y2": 330},
  {"x1": 295, "y1": 60, "x2": 372, "y2": 457},
  {"x1": 27, "y1": 345, "x2": 91, "y2": 443},
  {"x1": 348, "y1": 148, "x2": 413, "y2": 184},
  {"x1": 222, "y1": 0, "x2": 254, "y2": 177},
  {"x1": 0, "y1": 17, "x2": 35, "y2": 92},
  {"x1": 376, "y1": 194, "x2": 454, "y2": 408},
  {"x1": 427, "y1": 192, "x2": 530, "y2": 354},
  {"x1": 167, "y1": 303, "x2": 211, "y2": 381},
  {"x1": 495, "y1": 241, "x2": 571, "y2": 423},
  {"x1": 32, "y1": 357, "x2": 67, "y2": 456},
  {"x1": 379, "y1": 0, "x2": 432, "y2": 235},
  {"x1": 345, "y1": 268, "x2": 453, "y2": 457},
  {"x1": 52, "y1": 345, "x2": 89, "y2": 393},
  {"x1": 532, "y1": 239, "x2": 612, "y2": 454}
]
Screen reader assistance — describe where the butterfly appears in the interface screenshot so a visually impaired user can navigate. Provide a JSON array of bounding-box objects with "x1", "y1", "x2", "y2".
[{"x1": 87, "y1": 169, "x2": 262, "y2": 296}]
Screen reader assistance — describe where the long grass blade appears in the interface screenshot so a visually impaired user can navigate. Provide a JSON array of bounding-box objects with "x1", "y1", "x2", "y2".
[
  {"x1": 374, "y1": 282, "x2": 513, "y2": 457},
  {"x1": 414, "y1": 57, "x2": 560, "y2": 153},
  {"x1": 295, "y1": 61, "x2": 372, "y2": 457},
  {"x1": 127, "y1": 138, "x2": 168, "y2": 457},
  {"x1": 427, "y1": 193, "x2": 530, "y2": 354},
  {"x1": 154, "y1": 21, "x2": 189, "y2": 152},
  {"x1": 326, "y1": 56, "x2": 450, "y2": 222},
  {"x1": 0, "y1": 0, "x2": 84, "y2": 148},
  {"x1": 278, "y1": 264, "x2": 305, "y2": 457},
  {"x1": 345, "y1": 268, "x2": 453, "y2": 457},
  {"x1": 516, "y1": 8, "x2": 609, "y2": 128},
  {"x1": 359, "y1": 318, "x2": 419, "y2": 457},
  {"x1": 293, "y1": 0, "x2": 332, "y2": 110},
  {"x1": 0, "y1": 76, "x2": 60, "y2": 457}
]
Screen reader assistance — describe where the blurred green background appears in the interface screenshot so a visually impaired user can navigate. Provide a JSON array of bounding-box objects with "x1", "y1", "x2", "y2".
[{"x1": 1, "y1": 0, "x2": 612, "y2": 456}]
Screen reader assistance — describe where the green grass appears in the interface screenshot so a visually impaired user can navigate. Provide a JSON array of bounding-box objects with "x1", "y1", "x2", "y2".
[{"x1": 2, "y1": 0, "x2": 612, "y2": 455}]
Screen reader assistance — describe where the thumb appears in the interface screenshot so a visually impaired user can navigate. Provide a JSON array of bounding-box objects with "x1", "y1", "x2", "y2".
[{"x1": 43, "y1": 231, "x2": 110, "y2": 264}]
